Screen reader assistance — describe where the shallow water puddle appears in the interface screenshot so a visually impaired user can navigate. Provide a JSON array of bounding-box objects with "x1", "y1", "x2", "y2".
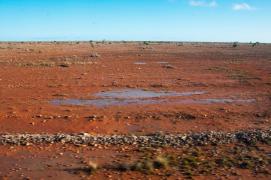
[
  {"x1": 134, "y1": 62, "x2": 146, "y2": 65},
  {"x1": 51, "y1": 97, "x2": 255, "y2": 107},
  {"x1": 51, "y1": 89, "x2": 205, "y2": 107},
  {"x1": 176, "y1": 98, "x2": 256, "y2": 105},
  {"x1": 51, "y1": 89, "x2": 255, "y2": 107},
  {"x1": 134, "y1": 62, "x2": 170, "y2": 65},
  {"x1": 51, "y1": 98, "x2": 165, "y2": 107},
  {"x1": 157, "y1": 61, "x2": 169, "y2": 64},
  {"x1": 95, "y1": 89, "x2": 205, "y2": 99}
]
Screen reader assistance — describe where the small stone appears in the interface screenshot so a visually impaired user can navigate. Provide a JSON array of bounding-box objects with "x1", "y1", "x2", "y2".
[
  {"x1": 90, "y1": 52, "x2": 100, "y2": 58},
  {"x1": 163, "y1": 64, "x2": 175, "y2": 69},
  {"x1": 86, "y1": 115, "x2": 97, "y2": 121}
]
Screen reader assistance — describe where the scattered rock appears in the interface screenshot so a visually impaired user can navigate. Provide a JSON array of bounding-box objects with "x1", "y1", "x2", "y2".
[
  {"x1": 86, "y1": 115, "x2": 97, "y2": 121},
  {"x1": 90, "y1": 52, "x2": 100, "y2": 58},
  {"x1": 58, "y1": 63, "x2": 70, "y2": 68},
  {"x1": 0, "y1": 129, "x2": 270, "y2": 147},
  {"x1": 150, "y1": 84, "x2": 164, "y2": 88},
  {"x1": 162, "y1": 65, "x2": 175, "y2": 69}
]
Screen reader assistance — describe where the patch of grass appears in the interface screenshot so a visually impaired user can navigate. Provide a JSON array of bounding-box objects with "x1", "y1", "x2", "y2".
[
  {"x1": 215, "y1": 156, "x2": 234, "y2": 168},
  {"x1": 153, "y1": 155, "x2": 170, "y2": 169},
  {"x1": 106, "y1": 143, "x2": 271, "y2": 178},
  {"x1": 199, "y1": 160, "x2": 216, "y2": 174},
  {"x1": 131, "y1": 159, "x2": 154, "y2": 174},
  {"x1": 129, "y1": 154, "x2": 177, "y2": 174},
  {"x1": 181, "y1": 156, "x2": 199, "y2": 169},
  {"x1": 66, "y1": 160, "x2": 98, "y2": 176}
]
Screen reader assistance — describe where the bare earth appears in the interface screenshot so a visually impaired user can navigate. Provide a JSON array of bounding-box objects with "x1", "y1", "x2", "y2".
[{"x1": 0, "y1": 42, "x2": 270, "y2": 179}]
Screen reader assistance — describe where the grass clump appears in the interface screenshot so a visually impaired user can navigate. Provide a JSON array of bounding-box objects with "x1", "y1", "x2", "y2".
[
  {"x1": 181, "y1": 156, "x2": 199, "y2": 169},
  {"x1": 86, "y1": 160, "x2": 98, "y2": 173},
  {"x1": 215, "y1": 156, "x2": 234, "y2": 168},
  {"x1": 131, "y1": 159, "x2": 154, "y2": 174},
  {"x1": 130, "y1": 154, "x2": 174, "y2": 174},
  {"x1": 106, "y1": 144, "x2": 271, "y2": 178},
  {"x1": 153, "y1": 155, "x2": 170, "y2": 169}
]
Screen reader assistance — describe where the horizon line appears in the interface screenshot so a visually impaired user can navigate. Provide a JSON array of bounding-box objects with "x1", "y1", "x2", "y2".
[{"x1": 0, "y1": 40, "x2": 269, "y2": 44}]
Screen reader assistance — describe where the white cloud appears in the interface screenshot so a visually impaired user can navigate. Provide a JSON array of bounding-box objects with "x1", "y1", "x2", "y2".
[
  {"x1": 189, "y1": 0, "x2": 217, "y2": 7},
  {"x1": 233, "y1": 3, "x2": 254, "y2": 11}
]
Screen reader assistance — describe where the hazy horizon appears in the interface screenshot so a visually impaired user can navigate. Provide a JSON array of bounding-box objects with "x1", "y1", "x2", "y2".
[{"x1": 1, "y1": 0, "x2": 271, "y2": 42}]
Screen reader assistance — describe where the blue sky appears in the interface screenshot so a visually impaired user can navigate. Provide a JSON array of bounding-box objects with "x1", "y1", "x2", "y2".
[{"x1": 0, "y1": 0, "x2": 270, "y2": 42}]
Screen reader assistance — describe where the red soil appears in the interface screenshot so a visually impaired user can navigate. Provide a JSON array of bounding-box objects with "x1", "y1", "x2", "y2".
[
  {"x1": 0, "y1": 42, "x2": 270, "y2": 134},
  {"x1": 0, "y1": 42, "x2": 270, "y2": 179}
]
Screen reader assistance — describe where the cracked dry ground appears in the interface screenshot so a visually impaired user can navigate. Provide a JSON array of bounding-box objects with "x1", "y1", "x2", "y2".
[{"x1": 0, "y1": 42, "x2": 271, "y2": 179}]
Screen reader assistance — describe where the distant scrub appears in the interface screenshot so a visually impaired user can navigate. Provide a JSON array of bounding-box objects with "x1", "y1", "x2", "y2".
[
  {"x1": 252, "y1": 42, "x2": 260, "y2": 47},
  {"x1": 143, "y1": 41, "x2": 150, "y2": 45},
  {"x1": 233, "y1": 42, "x2": 238, "y2": 48}
]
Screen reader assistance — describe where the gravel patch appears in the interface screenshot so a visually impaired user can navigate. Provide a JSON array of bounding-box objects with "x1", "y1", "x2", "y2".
[{"x1": 0, "y1": 129, "x2": 270, "y2": 147}]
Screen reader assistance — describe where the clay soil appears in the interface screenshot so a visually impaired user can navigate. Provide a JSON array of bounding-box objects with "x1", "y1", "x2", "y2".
[{"x1": 0, "y1": 42, "x2": 271, "y2": 179}]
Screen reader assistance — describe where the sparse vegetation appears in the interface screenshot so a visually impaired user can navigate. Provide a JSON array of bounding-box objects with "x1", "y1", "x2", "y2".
[
  {"x1": 252, "y1": 42, "x2": 260, "y2": 47},
  {"x1": 111, "y1": 143, "x2": 271, "y2": 177},
  {"x1": 89, "y1": 41, "x2": 95, "y2": 48},
  {"x1": 177, "y1": 42, "x2": 184, "y2": 46},
  {"x1": 86, "y1": 160, "x2": 98, "y2": 173},
  {"x1": 111, "y1": 155, "x2": 174, "y2": 174},
  {"x1": 153, "y1": 155, "x2": 171, "y2": 169},
  {"x1": 233, "y1": 42, "x2": 238, "y2": 48},
  {"x1": 143, "y1": 41, "x2": 150, "y2": 45},
  {"x1": 0, "y1": 41, "x2": 271, "y2": 179},
  {"x1": 6, "y1": 54, "x2": 100, "y2": 67},
  {"x1": 90, "y1": 52, "x2": 100, "y2": 58},
  {"x1": 207, "y1": 66, "x2": 261, "y2": 84},
  {"x1": 131, "y1": 159, "x2": 154, "y2": 174}
]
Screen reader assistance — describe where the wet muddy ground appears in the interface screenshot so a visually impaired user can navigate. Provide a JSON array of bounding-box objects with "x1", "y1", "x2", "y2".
[{"x1": 0, "y1": 42, "x2": 270, "y2": 179}]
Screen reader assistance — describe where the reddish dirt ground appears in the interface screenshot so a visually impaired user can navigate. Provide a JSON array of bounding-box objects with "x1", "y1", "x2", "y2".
[
  {"x1": 0, "y1": 42, "x2": 270, "y2": 179},
  {"x1": 0, "y1": 143, "x2": 270, "y2": 180},
  {"x1": 0, "y1": 42, "x2": 271, "y2": 134}
]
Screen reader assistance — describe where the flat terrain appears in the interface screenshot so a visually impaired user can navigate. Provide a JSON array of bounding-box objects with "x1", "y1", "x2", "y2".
[{"x1": 0, "y1": 42, "x2": 270, "y2": 179}]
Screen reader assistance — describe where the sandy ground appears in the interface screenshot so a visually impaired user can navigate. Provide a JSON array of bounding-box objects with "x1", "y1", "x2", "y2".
[{"x1": 0, "y1": 42, "x2": 270, "y2": 179}]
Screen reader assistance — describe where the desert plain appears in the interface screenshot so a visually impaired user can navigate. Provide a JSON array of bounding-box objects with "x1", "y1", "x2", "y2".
[{"x1": 0, "y1": 41, "x2": 270, "y2": 179}]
